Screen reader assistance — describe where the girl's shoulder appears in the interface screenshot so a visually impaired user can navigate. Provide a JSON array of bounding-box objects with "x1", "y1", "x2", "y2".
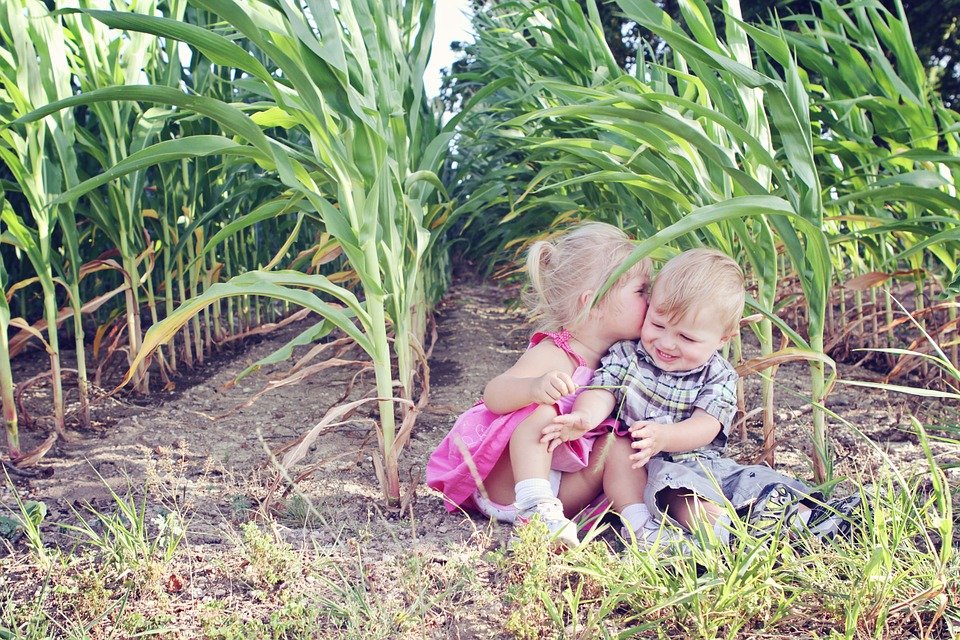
[
  {"x1": 517, "y1": 332, "x2": 582, "y2": 372},
  {"x1": 529, "y1": 330, "x2": 587, "y2": 368}
]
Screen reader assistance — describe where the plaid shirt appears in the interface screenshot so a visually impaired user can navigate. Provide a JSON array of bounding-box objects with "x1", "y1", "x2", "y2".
[{"x1": 590, "y1": 340, "x2": 738, "y2": 453}]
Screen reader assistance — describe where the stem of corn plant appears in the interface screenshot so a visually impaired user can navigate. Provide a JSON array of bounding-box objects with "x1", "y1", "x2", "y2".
[
  {"x1": 120, "y1": 250, "x2": 148, "y2": 393},
  {"x1": 187, "y1": 223, "x2": 204, "y2": 364},
  {"x1": 40, "y1": 279, "x2": 66, "y2": 436},
  {"x1": 759, "y1": 318, "x2": 776, "y2": 464},
  {"x1": 0, "y1": 299, "x2": 19, "y2": 458},
  {"x1": 160, "y1": 217, "x2": 178, "y2": 373},
  {"x1": 914, "y1": 273, "x2": 927, "y2": 378},
  {"x1": 66, "y1": 281, "x2": 91, "y2": 429},
  {"x1": 176, "y1": 251, "x2": 193, "y2": 368},
  {"x1": 225, "y1": 236, "x2": 236, "y2": 337}
]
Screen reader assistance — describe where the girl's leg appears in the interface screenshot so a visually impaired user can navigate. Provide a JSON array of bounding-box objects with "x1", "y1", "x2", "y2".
[
  {"x1": 556, "y1": 432, "x2": 615, "y2": 518},
  {"x1": 601, "y1": 434, "x2": 650, "y2": 533},
  {"x1": 482, "y1": 404, "x2": 558, "y2": 507}
]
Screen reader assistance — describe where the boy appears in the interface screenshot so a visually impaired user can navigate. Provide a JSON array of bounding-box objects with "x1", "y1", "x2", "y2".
[{"x1": 543, "y1": 248, "x2": 859, "y2": 545}]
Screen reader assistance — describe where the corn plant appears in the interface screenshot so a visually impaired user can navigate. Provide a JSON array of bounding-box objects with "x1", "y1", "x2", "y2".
[
  {"x1": 771, "y1": 0, "x2": 960, "y2": 373},
  {"x1": 447, "y1": 0, "x2": 831, "y2": 477},
  {"x1": 14, "y1": 0, "x2": 449, "y2": 505},
  {"x1": 60, "y1": 0, "x2": 173, "y2": 394},
  {"x1": 448, "y1": 0, "x2": 958, "y2": 482},
  {"x1": 0, "y1": 0, "x2": 82, "y2": 438}
]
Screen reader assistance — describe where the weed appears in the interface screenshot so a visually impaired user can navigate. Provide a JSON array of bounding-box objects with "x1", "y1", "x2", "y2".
[
  {"x1": 0, "y1": 570, "x2": 52, "y2": 640},
  {"x1": 238, "y1": 521, "x2": 302, "y2": 589},
  {"x1": 118, "y1": 610, "x2": 176, "y2": 636},
  {"x1": 502, "y1": 520, "x2": 559, "y2": 639},
  {"x1": 3, "y1": 472, "x2": 49, "y2": 565},
  {"x1": 62, "y1": 478, "x2": 186, "y2": 596}
]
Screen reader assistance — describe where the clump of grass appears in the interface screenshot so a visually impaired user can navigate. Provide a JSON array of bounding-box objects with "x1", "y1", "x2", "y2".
[
  {"x1": 554, "y1": 450, "x2": 958, "y2": 638},
  {"x1": 501, "y1": 520, "x2": 564, "y2": 639},
  {"x1": 200, "y1": 597, "x2": 322, "y2": 640},
  {"x1": 62, "y1": 480, "x2": 185, "y2": 596}
]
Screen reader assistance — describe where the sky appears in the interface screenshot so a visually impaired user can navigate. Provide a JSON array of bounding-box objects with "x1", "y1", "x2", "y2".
[{"x1": 423, "y1": 1, "x2": 474, "y2": 98}]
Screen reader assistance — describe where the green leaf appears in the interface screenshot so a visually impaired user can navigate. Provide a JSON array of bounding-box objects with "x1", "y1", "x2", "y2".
[{"x1": 123, "y1": 270, "x2": 374, "y2": 389}]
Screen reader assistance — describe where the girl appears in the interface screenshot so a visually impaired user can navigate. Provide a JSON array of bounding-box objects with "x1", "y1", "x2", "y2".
[{"x1": 426, "y1": 222, "x2": 650, "y2": 547}]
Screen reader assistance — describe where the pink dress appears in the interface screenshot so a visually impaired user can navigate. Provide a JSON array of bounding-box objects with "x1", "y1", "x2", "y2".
[{"x1": 426, "y1": 329, "x2": 615, "y2": 513}]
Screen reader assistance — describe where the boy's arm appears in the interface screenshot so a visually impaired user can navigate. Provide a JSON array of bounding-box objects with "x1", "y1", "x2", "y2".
[
  {"x1": 629, "y1": 409, "x2": 721, "y2": 466},
  {"x1": 483, "y1": 342, "x2": 577, "y2": 414},
  {"x1": 541, "y1": 388, "x2": 616, "y2": 452},
  {"x1": 630, "y1": 364, "x2": 737, "y2": 467}
]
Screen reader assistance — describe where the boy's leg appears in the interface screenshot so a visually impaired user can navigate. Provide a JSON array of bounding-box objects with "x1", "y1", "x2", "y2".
[{"x1": 659, "y1": 488, "x2": 725, "y2": 531}]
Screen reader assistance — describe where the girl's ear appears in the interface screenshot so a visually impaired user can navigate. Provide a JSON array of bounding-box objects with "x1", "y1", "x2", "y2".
[{"x1": 578, "y1": 290, "x2": 596, "y2": 312}]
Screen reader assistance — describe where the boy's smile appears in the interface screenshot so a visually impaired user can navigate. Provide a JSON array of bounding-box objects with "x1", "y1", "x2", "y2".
[{"x1": 640, "y1": 300, "x2": 729, "y2": 372}]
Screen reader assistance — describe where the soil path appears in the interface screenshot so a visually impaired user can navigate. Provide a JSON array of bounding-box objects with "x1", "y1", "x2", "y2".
[{"x1": 2, "y1": 275, "x2": 957, "y2": 630}]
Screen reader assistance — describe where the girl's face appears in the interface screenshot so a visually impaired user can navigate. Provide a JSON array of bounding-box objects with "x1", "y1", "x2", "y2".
[
  {"x1": 640, "y1": 291, "x2": 729, "y2": 372},
  {"x1": 596, "y1": 274, "x2": 649, "y2": 343}
]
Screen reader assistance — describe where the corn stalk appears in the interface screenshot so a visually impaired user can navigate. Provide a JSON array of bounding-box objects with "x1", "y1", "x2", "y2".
[
  {"x1": 0, "y1": 0, "x2": 84, "y2": 437},
  {"x1": 0, "y1": 195, "x2": 18, "y2": 458}
]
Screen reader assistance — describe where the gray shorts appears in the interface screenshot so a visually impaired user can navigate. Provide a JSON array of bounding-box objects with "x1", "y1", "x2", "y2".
[{"x1": 644, "y1": 450, "x2": 820, "y2": 525}]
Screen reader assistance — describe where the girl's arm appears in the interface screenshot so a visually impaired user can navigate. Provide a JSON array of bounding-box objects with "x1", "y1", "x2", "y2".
[
  {"x1": 483, "y1": 341, "x2": 577, "y2": 414},
  {"x1": 541, "y1": 388, "x2": 616, "y2": 453}
]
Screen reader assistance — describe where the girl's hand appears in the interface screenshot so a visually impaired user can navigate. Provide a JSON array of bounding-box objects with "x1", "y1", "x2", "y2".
[
  {"x1": 628, "y1": 420, "x2": 669, "y2": 468},
  {"x1": 530, "y1": 370, "x2": 577, "y2": 405},
  {"x1": 541, "y1": 411, "x2": 593, "y2": 453}
]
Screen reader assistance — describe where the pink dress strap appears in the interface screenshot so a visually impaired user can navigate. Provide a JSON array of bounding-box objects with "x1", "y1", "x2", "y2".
[{"x1": 529, "y1": 328, "x2": 587, "y2": 368}]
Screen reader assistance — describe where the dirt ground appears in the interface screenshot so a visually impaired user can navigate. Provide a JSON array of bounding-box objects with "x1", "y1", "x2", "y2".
[{"x1": 2, "y1": 273, "x2": 959, "y2": 634}]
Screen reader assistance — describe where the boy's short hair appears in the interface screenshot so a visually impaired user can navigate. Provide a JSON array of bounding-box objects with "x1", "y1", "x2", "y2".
[{"x1": 651, "y1": 248, "x2": 745, "y2": 337}]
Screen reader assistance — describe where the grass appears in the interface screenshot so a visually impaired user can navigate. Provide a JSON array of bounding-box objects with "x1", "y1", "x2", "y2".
[{"x1": 1, "y1": 427, "x2": 957, "y2": 639}]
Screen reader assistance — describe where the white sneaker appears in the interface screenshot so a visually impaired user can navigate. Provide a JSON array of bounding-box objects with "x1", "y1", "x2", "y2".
[{"x1": 516, "y1": 498, "x2": 580, "y2": 548}]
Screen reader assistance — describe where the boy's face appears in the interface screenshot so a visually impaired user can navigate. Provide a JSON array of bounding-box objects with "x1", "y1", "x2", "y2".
[{"x1": 640, "y1": 288, "x2": 729, "y2": 372}]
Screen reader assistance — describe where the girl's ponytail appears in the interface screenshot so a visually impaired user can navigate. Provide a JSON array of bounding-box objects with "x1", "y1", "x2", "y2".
[{"x1": 523, "y1": 240, "x2": 552, "y2": 322}]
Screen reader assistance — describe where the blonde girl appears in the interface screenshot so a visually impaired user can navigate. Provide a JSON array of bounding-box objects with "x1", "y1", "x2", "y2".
[{"x1": 427, "y1": 222, "x2": 650, "y2": 547}]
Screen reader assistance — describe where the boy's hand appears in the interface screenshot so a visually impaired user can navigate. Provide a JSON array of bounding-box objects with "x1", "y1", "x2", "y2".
[
  {"x1": 541, "y1": 411, "x2": 593, "y2": 453},
  {"x1": 530, "y1": 370, "x2": 577, "y2": 405},
  {"x1": 628, "y1": 420, "x2": 670, "y2": 468}
]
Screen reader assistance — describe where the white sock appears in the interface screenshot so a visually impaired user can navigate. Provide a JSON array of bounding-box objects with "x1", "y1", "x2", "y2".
[
  {"x1": 514, "y1": 478, "x2": 553, "y2": 511},
  {"x1": 620, "y1": 503, "x2": 651, "y2": 533}
]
